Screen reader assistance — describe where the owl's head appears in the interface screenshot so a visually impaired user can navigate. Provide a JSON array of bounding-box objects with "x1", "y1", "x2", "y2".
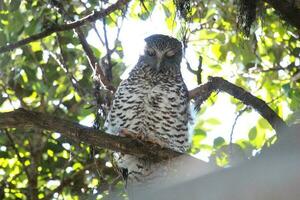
[{"x1": 141, "y1": 34, "x2": 182, "y2": 72}]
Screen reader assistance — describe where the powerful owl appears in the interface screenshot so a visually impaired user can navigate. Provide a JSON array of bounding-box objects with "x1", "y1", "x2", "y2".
[{"x1": 105, "y1": 34, "x2": 190, "y2": 183}]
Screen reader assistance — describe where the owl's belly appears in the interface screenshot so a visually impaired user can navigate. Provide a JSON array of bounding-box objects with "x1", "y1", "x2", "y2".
[{"x1": 142, "y1": 85, "x2": 189, "y2": 152}]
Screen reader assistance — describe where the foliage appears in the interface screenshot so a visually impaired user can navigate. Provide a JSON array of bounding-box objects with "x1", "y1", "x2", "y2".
[{"x1": 0, "y1": 0, "x2": 299, "y2": 199}]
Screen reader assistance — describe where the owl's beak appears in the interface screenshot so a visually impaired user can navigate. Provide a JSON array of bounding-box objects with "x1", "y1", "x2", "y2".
[
  {"x1": 156, "y1": 62, "x2": 161, "y2": 71},
  {"x1": 155, "y1": 58, "x2": 162, "y2": 71}
]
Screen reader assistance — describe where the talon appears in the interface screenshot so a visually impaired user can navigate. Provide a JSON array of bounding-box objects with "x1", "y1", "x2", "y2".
[
  {"x1": 144, "y1": 136, "x2": 166, "y2": 148},
  {"x1": 118, "y1": 129, "x2": 145, "y2": 141},
  {"x1": 118, "y1": 129, "x2": 131, "y2": 137}
]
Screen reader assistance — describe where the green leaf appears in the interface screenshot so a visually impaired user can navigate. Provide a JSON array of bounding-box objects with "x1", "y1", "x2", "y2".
[
  {"x1": 211, "y1": 44, "x2": 222, "y2": 59},
  {"x1": 193, "y1": 129, "x2": 206, "y2": 143},
  {"x1": 257, "y1": 118, "x2": 272, "y2": 130},
  {"x1": 206, "y1": 118, "x2": 221, "y2": 125},
  {"x1": 248, "y1": 127, "x2": 257, "y2": 140},
  {"x1": 213, "y1": 137, "x2": 225, "y2": 148}
]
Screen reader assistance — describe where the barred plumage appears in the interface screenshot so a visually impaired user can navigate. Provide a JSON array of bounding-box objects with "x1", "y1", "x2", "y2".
[{"x1": 104, "y1": 34, "x2": 190, "y2": 183}]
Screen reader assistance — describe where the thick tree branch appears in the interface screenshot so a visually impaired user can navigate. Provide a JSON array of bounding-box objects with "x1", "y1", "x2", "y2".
[
  {"x1": 0, "y1": 108, "x2": 180, "y2": 161},
  {"x1": 189, "y1": 76, "x2": 288, "y2": 137},
  {"x1": 0, "y1": 0, "x2": 131, "y2": 54},
  {"x1": 263, "y1": 0, "x2": 300, "y2": 30}
]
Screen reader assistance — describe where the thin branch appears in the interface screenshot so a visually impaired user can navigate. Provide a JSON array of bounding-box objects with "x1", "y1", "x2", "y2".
[
  {"x1": 52, "y1": 1, "x2": 116, "y2": 92},
  {"x1": 185, "y1": 59, "x2": 197, "y2": 74},
  {"x1": 75, "y1": 28, "x2": 116, "y2": 91},
  {"x1": 229, "y1": 107, "x2": 249, "y2": 145},
  {"x1": 45, "y1": 38, "x2": 84, "y2": 96},
  {"x1": 78, "y1": 0, "x2": 106, "y2": 46},
  {"x1": 292, "y1": 71, "x2": 300, "y2": 82},
  {"x1": 0, "y1": 0, "x2": 131, "y2": 54},
  {"x1": 4, "y1": 130, "x2": 39, "y2": 200},
  {"x1": 189, "y1": 76, "x2": 288, "y2": 136},
  {"x1": 4, "y1": 130, "x2": 31, "y2": 178},
  {"x1": 102, "y1": 17, "x2": 113, "y2": 81},
  {"x1": 186, "y1": 56, "x2": 203, "y2": 85}
]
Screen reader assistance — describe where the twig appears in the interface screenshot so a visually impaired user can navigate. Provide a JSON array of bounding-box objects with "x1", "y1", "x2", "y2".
[
  {"x1": 4, "y1": 130, "x2": 39, "y2": 200},
  {"x1": 185, "y1": 56, "x2": 203, "y2": 84},
  {"x1": 44, "y1": 38, "x2": 84, "y2": 96},
  {"x1": 181, "y1": 30, "x2": 203, "y2": 85},
  {"x1": 51, "y1": 0, "x2": 116, "y2": 92},
  {"x1": 229, "y1": 107, "x2": 249, "y2": 145},
  {"x1": 292, "y1": 71, "x2": 300, "y2": 82},
  {"x1": 78, "y1": 0, "x2": 106, "y2": 46},
  {"x1": 102, "y1": 17, "x2": 113, "y2": 81},
  {"x1": 4, "y1": 130, "x2": 31, "y2": 178},
  {"x1": 0, "y1": 0, "x2": 131, "y2": 54}
]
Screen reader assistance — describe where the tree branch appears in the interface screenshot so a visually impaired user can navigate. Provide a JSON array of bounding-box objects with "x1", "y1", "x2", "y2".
[
  {"x1": 0, "y1": 108, "x2": 180, "y2": 161},
  {"x1": 0, "y1": 0, "x2": 131, "y2": 54},
  {"x1": 189, "y1": 76, "x2": 288, "y2": 137},
  {"x1": 263, "y1": 0, "x2": 300, "y2": 31}
]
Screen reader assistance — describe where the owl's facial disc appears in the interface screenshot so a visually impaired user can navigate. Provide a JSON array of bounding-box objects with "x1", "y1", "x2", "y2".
[{"x1": 143, "y1": 45, "x2": 181, "y2": 72}]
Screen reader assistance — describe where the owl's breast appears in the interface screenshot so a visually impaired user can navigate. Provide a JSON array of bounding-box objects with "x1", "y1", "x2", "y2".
[
  {"x1": 144, "y1": 81, "x2": 190, "y2": 152},
  {"x1": 104, "y1": 78, "x2": 151, "y2": 135}
]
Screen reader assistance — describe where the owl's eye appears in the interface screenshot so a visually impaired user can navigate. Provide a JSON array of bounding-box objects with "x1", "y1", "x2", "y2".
[
  {"x1": 166, "y1": 50, "x2": 175, "y2": 58},
  {"x1": 146, "y1": 49, "x2": 156, "y2": 56}
]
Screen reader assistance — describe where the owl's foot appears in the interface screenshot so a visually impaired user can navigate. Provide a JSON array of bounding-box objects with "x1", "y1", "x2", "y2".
[
  {"x1": 118, "y1": 129, "x2": 145, "y2": 141},
  {"x1": 144, "y1": 136, "x2": 167, "y2": 149},
  {"x1": 118, "y1": 129, "x2": 167, "y2": 148}
]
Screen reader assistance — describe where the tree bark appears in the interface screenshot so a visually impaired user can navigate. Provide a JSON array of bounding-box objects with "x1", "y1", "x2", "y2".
[
  {"x1": 0, "y1": 108, "x2": 180, "y2": 161},
  {"x1": 263, "y1": 0, "x2": 300, "y2": 30}
]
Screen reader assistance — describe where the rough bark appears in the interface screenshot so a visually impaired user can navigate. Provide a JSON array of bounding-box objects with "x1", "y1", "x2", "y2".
[
  {"x1": 0, "y1": 108, "x2": 180, "y2": 161},
  {"x1": 263, "y1": 0, "x2": 300, "y2": 30}
]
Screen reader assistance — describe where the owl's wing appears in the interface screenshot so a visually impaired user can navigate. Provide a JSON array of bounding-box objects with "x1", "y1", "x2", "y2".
[
  {"x1": 104, "y1": 75, "x2": 150, "y2": 136},
  {"x1": 104, "y1": 79, "x2": 127, "y2": 135}
]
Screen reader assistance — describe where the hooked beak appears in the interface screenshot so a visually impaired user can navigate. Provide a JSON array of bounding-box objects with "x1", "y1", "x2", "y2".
[{"x1": 155, "y1": 58, "x2": 162, "y2": 72}]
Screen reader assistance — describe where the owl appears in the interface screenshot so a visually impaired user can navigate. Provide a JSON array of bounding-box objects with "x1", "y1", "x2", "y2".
[{"x1": 104, "y1": 34, "x2": 190, "y2": 183}]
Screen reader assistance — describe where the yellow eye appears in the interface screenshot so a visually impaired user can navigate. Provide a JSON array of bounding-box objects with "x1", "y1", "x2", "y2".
[
  {"x1": 166, "y1": 50, "x2": 175, "y2": 57},
  {"x1": 145, "y1": 48, "x2": 156, "y2": 56}
]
